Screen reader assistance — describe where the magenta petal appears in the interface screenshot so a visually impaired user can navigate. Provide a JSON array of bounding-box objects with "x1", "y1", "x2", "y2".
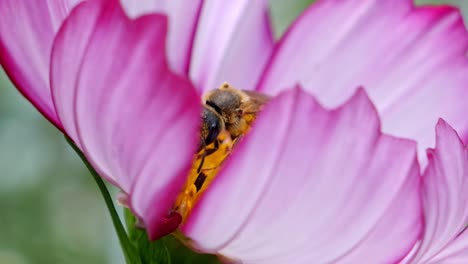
[
  {"x1": 258, "y1": 0, "x2": 468, "y2": 164},
  {"x1": 0, "y1": 0, "x2": 82, "y2": 127},
  {"x1": 189, "y1": 0, "x2": 274, "y2": 92},
  {"x1": 183, "y1": 88, "x2": 422, "y2": 263},
  {"x1": 409, "y1": 120, "x2": 468, "y2": 263},
  {"x1": 50, "y1": 0, "x2": 200, "y2": 239},
  {"x1": 119, "y1": 0, "x2": 203, "y2": 76}
]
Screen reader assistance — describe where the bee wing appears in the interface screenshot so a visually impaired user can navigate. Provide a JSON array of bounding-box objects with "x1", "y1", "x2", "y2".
[{"x1": 241, "y1": 90, "x2": 271, "y2": 114}]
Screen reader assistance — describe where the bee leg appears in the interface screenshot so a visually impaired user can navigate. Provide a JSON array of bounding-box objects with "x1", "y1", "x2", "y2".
[
  {"x1": 196, "y1": 140, "x2": 220, "y2": 159},
  {"x1": 197, "y1": 140, "x2": 220, "y2": 173},
  {"x1": 200, "y1": 166, "x2": 218, "y2": 172},
  {"x1": 197, "y1": 153, "x2": 206, "y2": 174},
  {"x1": 194, "y1": 172, "x2": 208, "y2": 192},
  {"x1": 197, "y1": 142, "x2": 207, "y2": 174},
  {"x1": 204, "y1": 140, "x2": 220, "y2": 156}
]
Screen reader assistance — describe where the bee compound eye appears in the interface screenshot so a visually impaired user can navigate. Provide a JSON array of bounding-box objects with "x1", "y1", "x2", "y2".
[
  {"x1": 201, "y1": 105, "x2": 223, "y2": 146},
  {"x1": 205, "y1": 120, "x2": 220, "y2": 145}
]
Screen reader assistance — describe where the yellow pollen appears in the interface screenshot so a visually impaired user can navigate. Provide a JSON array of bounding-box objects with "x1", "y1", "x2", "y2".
[{"x1": 173, "y1": 130, "x2": 236, "y2": 221}]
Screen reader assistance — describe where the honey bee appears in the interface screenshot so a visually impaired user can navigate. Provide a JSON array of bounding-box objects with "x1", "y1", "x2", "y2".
[
  {"x1": 202, "y1": 83, "x2": 271, "y2": 140},
  {"x1": 173, "y1": 83, "x2": 271, "y2": 221}
]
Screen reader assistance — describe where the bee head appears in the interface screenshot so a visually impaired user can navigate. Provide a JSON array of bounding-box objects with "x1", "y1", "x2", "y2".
[{"x1": 204, "y1": 87, "x2": 244, "y2": 128}]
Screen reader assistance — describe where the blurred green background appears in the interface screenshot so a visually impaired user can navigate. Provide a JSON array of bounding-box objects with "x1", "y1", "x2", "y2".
[{"x1": 0, "y1": 0, "x2": 466, "y2": 263}]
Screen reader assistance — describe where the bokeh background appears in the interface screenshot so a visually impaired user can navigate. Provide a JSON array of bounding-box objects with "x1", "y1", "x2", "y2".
[{"x1": 0, "y1": 0, "x2": 467, "y2": 263}]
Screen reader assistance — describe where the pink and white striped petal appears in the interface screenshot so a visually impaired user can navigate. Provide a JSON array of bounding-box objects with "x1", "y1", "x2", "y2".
[
  {"x1": 0, "y1": 0, "x2": 82, "y2": 127},
  {"x1": 119, "y1": 0, "x2": 203, "y2": 76},
  {"x1": 258, "y1": 0, "x2": 468, "y2": 164},
  {"x1": 183, "y1": 88, "x2": 422, "y2": 263},
  {"x1": 409, "y1": 120, "x2": 468, "y2": 264},
  {"x1": 426, "y1": 232, "x2": 468, "y2": 264},
  {"x1": 189, "y1": 0, "x2": 274, "y2": 93},
  {"x1": 0, "y1": 0, "x2": 201, "y2": 126},
  {"x1": 50, "y1": 0, "x2": 200, "y2": 239}
]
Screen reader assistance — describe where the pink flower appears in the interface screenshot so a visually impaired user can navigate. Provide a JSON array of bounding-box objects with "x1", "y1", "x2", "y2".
[{"x1": 1, "y1": 0, "x2": 467, "y2": 263}]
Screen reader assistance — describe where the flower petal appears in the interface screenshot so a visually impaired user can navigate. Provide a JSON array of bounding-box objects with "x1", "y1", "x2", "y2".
[
  {"x1": 426, "y1": 231, "x2": 468, "y2": 264},
  {"x1": 189, "y1": 0, "x2": 274, "y2": 93},
  {"x1": 258, "y1": 0, "x2": 468, "y2": 164},
  {"x1": 0, "y1": 0, "x2": 82, "y2": 127},
  {"x1": 50, "y1": 0, "x2": 200, "y2": 239},
  {"x1": 409, "y1": 120, "x2": 468, "y2": 263},
  {"x1": 119, "y1": 0, "x2": 203, "y2": 76},
  {"x1": 183, "y1": 88, "x2": 422, "y2": 263}
]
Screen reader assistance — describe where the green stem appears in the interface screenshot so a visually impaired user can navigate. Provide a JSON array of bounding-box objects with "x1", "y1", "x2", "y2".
[{"x1": 66, "y1": 137, "x2": 141, "y2": 264}]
